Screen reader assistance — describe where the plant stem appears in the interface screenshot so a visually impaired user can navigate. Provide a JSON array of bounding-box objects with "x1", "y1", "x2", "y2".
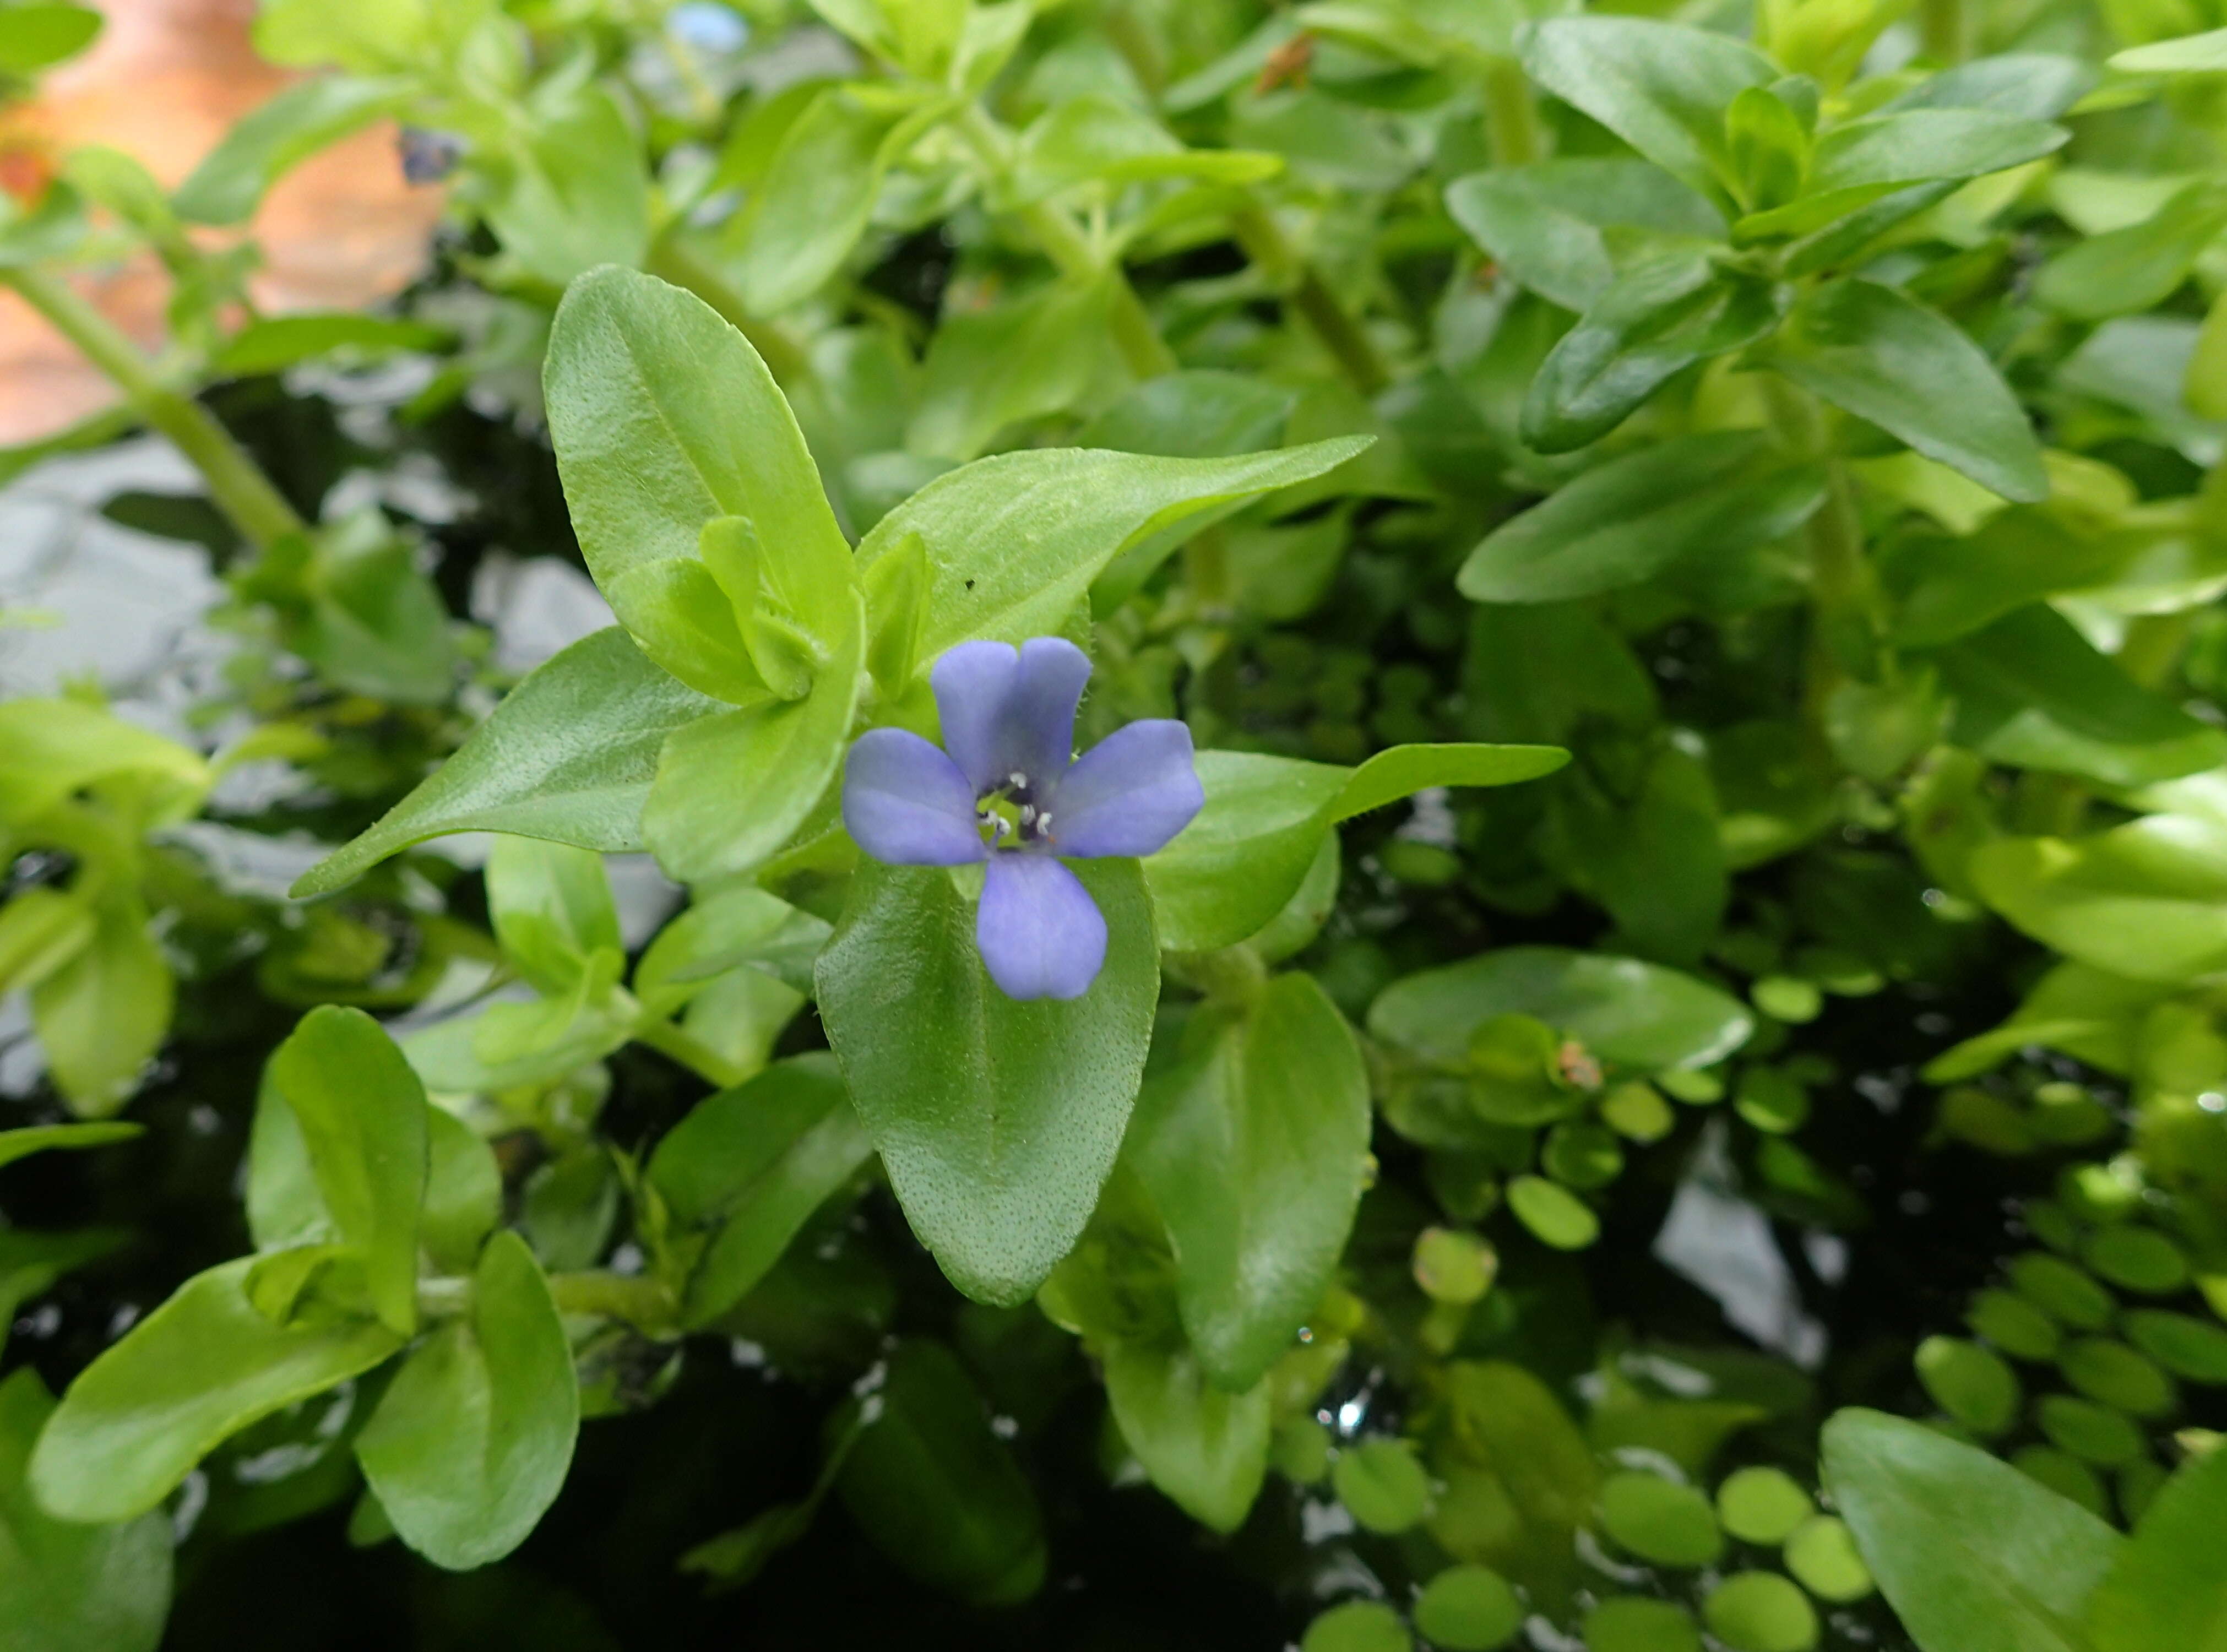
[
  {"x1": 645, "y1": 234, "x2": 810, "y2": 382},
  {"x1": 1919, "y1": 0, "x2": 1970, "y2": 62},
  {"x1": 1765, "y1": 376, "x2": 1877, "y2": 736},
  {"x1": 1230, "y1": 203, "x2": 1387, "y2": 395},
  {"x1": 954, "y1": 105, "x2": 1175, "y2": 380},
  {"x1": 634, "y1": 1017, "x2": 749, "y2": 1089},
  {"x1": 547, "y1": 1269, "x2": 677, "y2": 1331},
  {"x1": 1480, "y1": 56, "x2": 1545, "y2": 167},
  {"x1": 1, "y1": 266, "x2": 305, "y2": 549}
]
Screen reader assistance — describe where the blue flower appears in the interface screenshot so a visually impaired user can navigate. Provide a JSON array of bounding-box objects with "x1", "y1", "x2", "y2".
[{"x1": 841, "y1": 638, "x2": 1203, "y2": 1001}]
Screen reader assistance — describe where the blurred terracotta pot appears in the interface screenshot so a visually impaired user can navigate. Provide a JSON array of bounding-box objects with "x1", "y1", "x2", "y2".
[{"x1": 0, "y1": 0, "x2": 445, "y2": 443}]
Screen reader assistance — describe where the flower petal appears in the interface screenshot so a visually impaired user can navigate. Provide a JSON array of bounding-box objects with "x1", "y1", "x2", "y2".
[
  {"x1": 976, "y1": 852, "x2": 1106, "y2": 1001},
  {"x1": 932, "y1": 637, "x2": 1091, "y2": 794},
  {"x1": 1042, "y1": 719, "x2": 1204, "y2": 859},
  {"x1": 841, "y1": 728, "x2": 985, "y2": 866},
  {"x1": 930, "y1": 640, "x2": 1017, "y2": 793}
]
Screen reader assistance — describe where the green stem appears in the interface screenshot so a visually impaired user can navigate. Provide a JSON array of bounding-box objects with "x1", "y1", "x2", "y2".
[
  {"x1": 955, "y1": 105, "x2": 1175, "y2": 380},
  {"x1": 1919, "y1": 0, "x2": 1970, "y2": 62},
  {"x1": 1, "y1": 266, "x2": 305, "y2": 549},
  {"x1": 1230, "y1": 204, "x2": 1387, "y2": 395},
  {"x1": 1766, "y1": 376, "x2": 1876, "y2": 733},
  {"x1": 634, "y1": 1017, "x2": 749, "y2": 1089},
  {"x1": 2117, "y1": 611, "x2": 2193, "y2": 688},
  {"x1": 1480, "y1": 56, "x2": 1545, "y2": 167},
  {"x1": 645, "y1": 235, "x2": 809, "y2": 383},
  {"x1": 547, "y1": 1269, "x2": 677, "y2": 1330}
]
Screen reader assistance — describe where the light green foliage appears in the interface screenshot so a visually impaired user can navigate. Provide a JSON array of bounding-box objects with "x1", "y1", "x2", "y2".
[
  {"x1": 816, "y1": 858, "x2": 1159, "y2": 1305},
  {"x1": 1822, "y1": 1409, "x2": 2123, "y2": 1652},
  {"x1": 355, "y1": 1232, "x2": 578, "y2": 1570},
  {"x1": 0, "y1": 1368, "x2": 170, "y2": 1652}
]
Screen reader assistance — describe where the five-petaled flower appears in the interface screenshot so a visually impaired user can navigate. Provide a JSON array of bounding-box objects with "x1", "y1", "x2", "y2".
[{"x1": 841, "y1": 638, "x2": 1203, "y2": 1001}]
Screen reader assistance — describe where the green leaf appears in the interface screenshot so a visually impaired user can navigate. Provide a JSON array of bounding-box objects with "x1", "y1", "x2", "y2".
[
  {"x1": 1413, "y1": 1565, "x2": 1525, "y2": 1651},
  {"x1": 0, "y1": 4, "x2": 101, "y2": 73},
  {"x1": 1598, "y1": 1470, "x2": 1724, "y2": 1566},
  {"x1": 1459, "y1": 433, "x2": 1823, "y2": 603},
  {"x1": 289, "y1": 532, "x2": 455, "y2": 707},
  {"x1": 1370, "y1": 945, "x2": 1753, "y2": 1070},
  {"x1": 1302, "y1": 1601, "x2": 1411, "y2": 1652},
  {"x1": 906, "y1": 272, "x2": 1127, "y2": 462},
  {"x1": 1334, "y1": 1438, "x2": 1435, "y2": 1534},
  {"x1": 485, "y1": 836, "x2": 621, "y2": 994},
  {"x1": 355, "y1": 1232, "x2": 578, "y2": 1571},
  {"x1": 723, "y1": 85, "x2": 950, "y2": 314},
  {"x1": 1518, "y1": 18, "x2": 1775, "y2": 204},
  {"x1": 1507, "y1": 1175, "x2": 1600, "y2": 1249},
  {"x1": 1126, "y1": 975, "x2": 1370, "y2": 1391},
  {"x1": 646, "y1": 1055, "x2": 874, "y2": 1325},
  {"x1": 0, "y1": 698, "x2": 207, "y2": 827},
  {"x1": 1819, "y1": 1408, "x2": 2123, "y2": 1652},
  {"x1": 1915, "y1": 1335, "x2": 2022, "y2": 1436},
  {"x1": 2084, "y1": 1444, "x2": 2227, "y2": 1651},
  {"x1": 2037, "y1": 181, "x2": 2227, "y2": 322},
  {"x1": 1769, "y1": 280, "x2": 2046, "y2": 503},
  {"x1": 1971, "y1": 817, "x2": 2227, "y2": 984},
  {"x1": 484, "y1": 83, "x2": 651, "y2": 287},
  {"x1": 1333, "y1": 744, "x2": 1570, "y2": 820},
  {"x1": 0, "y1": 1368, "x2": 170, "y2": 1652},
  {"x1": 632, "y1": 885, "x2": 830, "y2": 1013},
  {"x1": 1445, "y1": 159, "x2": 1724, "y2": 313},
  {"x1": 1736, "y1": 109, "x2": 2066, "y2": 242},
  {"x1": 639, "y1": 620, "x2": 863, "y2": 882},
  {"x1": 1424, "y1": 1361, "x2": 1598, "y2": 1601},
  {"x1": 214, "y1": 314, "x2": 452, "y2": 376},
  {"x1": 0, "y1": 1121, "x2": 139, "y2": 1172},
  {"x1": 545, "y1": 268, "x2": 857, "y2": 670},
  {"x1": 816, "y1": 858, "x2": 1159, "y2": 1306},
  {"x1": 30, "y1": 899, "x2": 171, "y2": 1120},
  {"x1": 1933, "y1": 606, "x2": 2227, "y2": 786},
  {"x1": 1102, "y1": 1340, "x2": 1269, "y2": 1534},
  {"x1": 1702, "y1": 1572, "x2": 1818, "y2": 1652},
  {"x1": 1522, "y1": 253, "x2": 1786, "y2": 453},
  {"x1": 421, "y1": 1108, "x2": 500, "y2": 1276},
  {"x1": 28, "y1": 1257, "x2": 404, "y2": 1523},
  {"x1": 832, "y1": 1341, "x2": 1045, "y2": 1605},
  {"x1": 2110, "y1": 27, "x2": 2227, "y2": 71},
  {"x1": 1143, "y1": 745, "x2": 1565, "y2": 954},
  {"x1": 852, "y1": 439, "x2": 1370, "y2": 674},
  {"x1": 268, "y1": 1006, "x2": 429, "y2": 1336},
  {"x1": 172, "y1": 76, "x2": 411, "y2": 226},
  {"x1": 291, "y1": 628, "x2": 721, "y2": 898},
  {"x1": 1143, "y1": 752, "x2": 1348, "y2": 953}
]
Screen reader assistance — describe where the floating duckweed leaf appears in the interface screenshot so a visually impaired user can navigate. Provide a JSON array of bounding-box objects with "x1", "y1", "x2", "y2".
[
  {"x1": 1302, "y1": 1600, "x2": 1410, "y2": 1652},
  {"x1": 1506, "y1": 1175, "x2": 1599, "y2": 1250},
  {"x1": 1583, "y1": 1596, "x2": 1702, "y2": 1652},
  {"x1": 1703, "y1": 1572, "x2": 1819, "y2": 1652},
  {"x1": 1541, "y1": 1121, "x2": 1622, "y2": 1189},
  {"x1": 2037, "y1": 1394, "x2": 2147, "y2": 1466},
  {"x1": 1333, "y1": 1438, "x2": 1434, "y2": 1534},
  {"x1": 2084, "y1": 1227, "x2": 2191, "y2": 1296},
  {"x1": 1600, "y1": 1080, "x2": 1675, "y2": 1142},
  {"x1": 1915, "y1": 1335, "x2": 2022, "y2": 1436},
  {"x1": 1413, "y1": 1229, "x2": 1497, "y2": 1305},
  {"x1": 2008, "y1": 1252, "x2": 2116, "y2": 1330},
  {"x1": 1717, "y1": 1466, "x2": 1815, "y2": 1544},
  {"x1": 2058, "y1": 1338, "x2": 2176, "y2": 1417},
  {"x1": 2123, "y1": 1309, "x2": 2227, "y2": 1382},
  {"x1": 1412, "y1": 1565, "x2": 1523, "y2": 1651},
  {"x1": 1598, "y1": 1471, "x2": 1724, "y2": 1567},
  {"x1": 1967, "y1": 1288, "x2": 2063, "y2": 1361},
  {"x1": 1781, "y1": 1514, "x2": 1873, "y2": 1602}
]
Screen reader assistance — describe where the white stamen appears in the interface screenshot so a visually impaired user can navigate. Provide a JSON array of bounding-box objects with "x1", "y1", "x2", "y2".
[
  {"x1": 1018, "y1": 804, "x2": 1036, "y2": 825},
  {"x1": 1008, "y1": 770, "x2": 1027, "y2": 789},
  {"x1": 1037, "y1": 812, "x2": 1052, "y2": 835}
]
